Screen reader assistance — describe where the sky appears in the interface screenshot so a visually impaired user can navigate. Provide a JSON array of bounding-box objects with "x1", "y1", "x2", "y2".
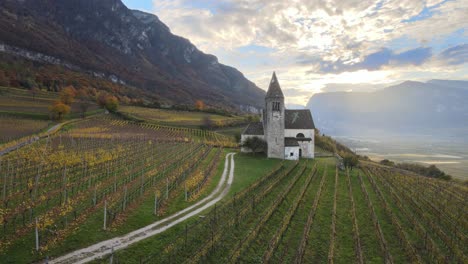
[{"x1": 122, "y1": 0, "x2": 468, "y2": 105}]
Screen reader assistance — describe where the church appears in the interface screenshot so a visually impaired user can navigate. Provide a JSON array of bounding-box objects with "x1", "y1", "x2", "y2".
[{"x1": 241, "y1": 72, "x2": 315, "y2": 160}]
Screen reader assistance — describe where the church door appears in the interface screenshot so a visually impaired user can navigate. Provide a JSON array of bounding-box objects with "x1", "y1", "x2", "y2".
[{"x1": 299, "y1": 149, "x2": 302, "y2": 158}]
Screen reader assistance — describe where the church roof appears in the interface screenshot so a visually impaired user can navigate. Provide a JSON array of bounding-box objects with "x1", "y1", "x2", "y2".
[
  {"x1": 242, "y1": 122, "x2": 264, "y2": 135},
  {"x1": 265, "y1": 72, "x2": 284, "y2": 99},
  {"x1": 285, "y1": 137, "x2": 300, "y2": 147},
  {"x1": 285, "y1": 109, "x2": 315, "y2": 129}
]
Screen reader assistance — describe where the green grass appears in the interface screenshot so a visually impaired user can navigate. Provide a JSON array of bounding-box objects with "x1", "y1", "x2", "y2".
[
  {"x1": 304, "y1": 162, "x2": 333, "y2": 262},
  {"x1": 271, "y1": 161, "x2": 322, "y2": 262},
  {"x1": 348, "y1": 169, "x2": 384, "y2": 263},
  {"x1": 334, "y1": 170, "x2": 355, "y2": 263},
  {"x1": 239, "y1": 162, "x2": 312, "y2": 262},
  {"x1": 228, "y1": 153, "x2": 286, "y2": 196},
  {"x1": 215, "y1": 125, "x2": 244, "y2": 137}
]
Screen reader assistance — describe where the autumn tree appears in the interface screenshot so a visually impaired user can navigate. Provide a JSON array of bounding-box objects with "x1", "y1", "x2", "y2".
[
  {"x1": 60, "y1": 86, "x2": 77, "y2": 105},
  {"x1": 105, "y1": 95, "x2": 119, "y2": 112},
  {"x1": 97, "y1": 92, "x2": 119, "y2": 112},
  {"x1": 97, "y1": 93, "x2": 108, "y2": 108},
  {"x1": 49, "y1": 101, "x2": 70, "y2": 120},
  {"x1": 195, "y1": 100, "x2": 205, "y2": 111}
]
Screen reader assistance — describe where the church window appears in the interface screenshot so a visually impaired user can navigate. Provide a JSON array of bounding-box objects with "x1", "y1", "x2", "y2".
[
  {"x1": 296, "y1": 133, "x2": 305, "y2": 138},
  {"x1": 290, "y1": 152, "x2": 294, "y2": 157},
  {"x1": 272, "y1": 102, "x2": 280, "y2": 111}
]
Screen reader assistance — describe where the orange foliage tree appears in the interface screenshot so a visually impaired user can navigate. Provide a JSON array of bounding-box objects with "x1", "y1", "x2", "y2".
[
  {"x1": 105, "y1": 95, "x2": 119, "y2": 112},
  {"x1": 195, "y1": 100, "x2": 205, "y2": 111},
  {"x1": 97, "y1": 92, "x2": 119, "y2": 112},
  {"x1": 60, "y1": 86, "x2": 77, "y2": 105},
  {"x1": 49, "y1": 101, "x2": 71, "y2": 120}
]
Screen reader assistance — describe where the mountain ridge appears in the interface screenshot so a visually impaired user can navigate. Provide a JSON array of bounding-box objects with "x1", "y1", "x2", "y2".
[
  {"x1": 307, "y1": 79, "x2": 468, "y2": 136},
  {"x1": 0, "y1": 0, "x2": 264, "y2": 110}
]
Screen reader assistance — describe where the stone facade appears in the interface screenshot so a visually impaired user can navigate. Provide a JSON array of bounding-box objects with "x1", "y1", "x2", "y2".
[
  {"x1": 241, "y1": 72, "x2": 315, "y2": 160},
  {"x1": 264, "y1": 79, "x2": 285, "y2": 159}
]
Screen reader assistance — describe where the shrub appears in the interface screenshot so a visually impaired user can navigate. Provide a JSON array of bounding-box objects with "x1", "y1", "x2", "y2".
[
  {"x1": 343, "y1": 154, "x2": 359, "y2": 170},
  {"x1": 380, "y1": 159, "x2": 395, "y2": 166},
  {"x1": 242, "y1": 136, "x2": 267, "y2": 154}
]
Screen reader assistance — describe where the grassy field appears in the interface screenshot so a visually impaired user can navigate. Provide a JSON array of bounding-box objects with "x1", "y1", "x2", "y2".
[{"x1": 120, "y1": 106, "x2": 246, "y2": 128}]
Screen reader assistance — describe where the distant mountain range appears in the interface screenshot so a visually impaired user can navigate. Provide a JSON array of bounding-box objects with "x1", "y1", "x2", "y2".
[
  {"x1": 307, "y1": 80, "x2": 468, "y2": 137},
  {"x1": 0, "y1": 0, "x2": 264, "y2": 110}
]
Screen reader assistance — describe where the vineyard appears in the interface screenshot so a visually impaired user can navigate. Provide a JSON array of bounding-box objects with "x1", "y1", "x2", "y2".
[
  {"x1": 0, "y1": 114, "x2": 467, "y2": 263},
  {"x1": 102, "y1": 157, "x2": 467, "y2": 264},
  {"x1": 120, "y1": 106, "x2": 247, "y2": 128},
  {"x1": 0, "y1": 86, "x2": 100, "y2": 117},
  {"x1": 0, "y1": 114, "x2": 235, "y2": 263},
  {"x1": 0, "y1": 116, "x2": 51, "y2": 144}
]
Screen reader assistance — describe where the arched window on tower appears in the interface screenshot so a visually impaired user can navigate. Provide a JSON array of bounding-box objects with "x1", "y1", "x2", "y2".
[
  {"x1": 272, "y1": 102, "x2": 280, "y2": 111},
  {"x1": 296, "y1": 133, "x2": 305, "y2": 138}
]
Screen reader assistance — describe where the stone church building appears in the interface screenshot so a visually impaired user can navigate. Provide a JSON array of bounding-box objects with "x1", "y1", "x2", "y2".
[{"x1": 241, "y1": 72, "x2": 315, "y2": 160}]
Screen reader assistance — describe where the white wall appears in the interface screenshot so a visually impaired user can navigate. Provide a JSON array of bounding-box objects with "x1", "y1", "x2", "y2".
[
  {"x1": 240, "y1": 134, "x2": 265, "y2": 153},
  {"x1": 285, "y1": 129, "x2": 315, "y2": 158},
  {"x1": 285, "y1": 146, "x2": 299, "y2": 160}
]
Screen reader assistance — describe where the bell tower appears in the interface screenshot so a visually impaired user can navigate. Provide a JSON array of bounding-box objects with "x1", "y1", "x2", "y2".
[{"x1": 264, "y1": 72, "x2": 285, "y2": 159}]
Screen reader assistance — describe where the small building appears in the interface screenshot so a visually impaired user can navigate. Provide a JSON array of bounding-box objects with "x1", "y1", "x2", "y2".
[{"x1": 241, "y1": 72, "x2": 315, "y2": 160}]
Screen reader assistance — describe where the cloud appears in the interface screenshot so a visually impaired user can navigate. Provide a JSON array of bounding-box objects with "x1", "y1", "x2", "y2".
[
  {"x1": 438, "y1": 44, "x2": 468, "y2": 65},
  {"x1": 145, "y1": 0, "x2": 467, "y2": 104},
  {"x1": 321, "y1": 83, "x2": 389, "y2": 93},
  {"x1": 283, "y1": 88, "x2": 311, "y2": 97},
  {"x1": 302, "y1": 47, "x2": 432, "y2": 73}
]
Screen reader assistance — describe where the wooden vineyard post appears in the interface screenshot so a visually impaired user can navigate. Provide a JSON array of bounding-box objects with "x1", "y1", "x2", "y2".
[
  {"x1": 140, "y1": 170, "x2": 144, "y2": 196},
  {"x1": 93, "y1": 187, "x2": 97, "y2": 206},
  {"x1": 166, "y1": 178, "x2": 169, "y2": 199},
  {"x1": 113, "y1": 171, "x2": 117, "y2": 193},
  {"x1": 123, "y1": 186, "x2": 127, "y2": 211},
  {"x1": 103, "y1": 200, "x2": 107, "y2": 230},
  {"x1": 35, "y1": 217, "x2": 39, "y2": 251},
  {"x1": 154, "y1": 193, "x2": 158, "y2": 215},
  {"x1": 185, "y1": 182, "x2": 187, "y2": 201},
  {"x1": 2, "y1": 159, "x2": 7, "y2": 201},
  {"x1": 185, "y1": 224, "x2": 188, "y2": 249},
  {"x1": 62, "y1": 165, "x2": 67, "y2": 205},
  {"x1": 110, "y1": 247, "x2": 114, "y2": 264},
  {"x1": 33, "y1": 165, "x2": 41, "y2": 200}
]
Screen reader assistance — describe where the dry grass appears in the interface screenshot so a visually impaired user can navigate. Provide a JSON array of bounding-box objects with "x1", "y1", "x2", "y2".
[
  {"x1": 120, "y1": 106, "x2": 245, "y2": 127},
  {"x1": 0, "y1": 116, "x2": 51, "y2": 144}
]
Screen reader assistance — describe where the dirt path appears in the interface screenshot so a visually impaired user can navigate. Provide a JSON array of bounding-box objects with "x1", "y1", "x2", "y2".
[{"x1": 49, "y1": 153, "x2": 237, "y2": 264}]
